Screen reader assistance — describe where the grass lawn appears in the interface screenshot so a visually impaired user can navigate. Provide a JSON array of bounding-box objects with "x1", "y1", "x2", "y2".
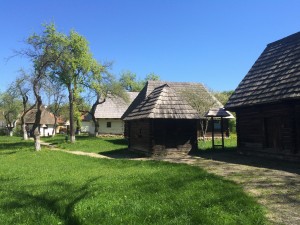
[
  {"x1": 0, "y1": 136, "x2": 267, "y2": 225},
  {"x1": 198, "y1": 134, "x2": 237, "y2": 151},
  {"x1": 42, "y1": 135, "x2": 128, "y2": 154}
]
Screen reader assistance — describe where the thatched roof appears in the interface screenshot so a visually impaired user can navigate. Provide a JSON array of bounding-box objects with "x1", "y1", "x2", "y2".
[
  {"x1": 226, "y1": 32, "x2": 300, "y2": 110},
  {"x1": 94, "y1": 92, "x2": 138, "y2": 119},
  {"x1": 123, "y1": 81, "x2": 222, "y2": 120},
  {"x1": 24, "y1": 106, "x2": 56, "y2": 125}
]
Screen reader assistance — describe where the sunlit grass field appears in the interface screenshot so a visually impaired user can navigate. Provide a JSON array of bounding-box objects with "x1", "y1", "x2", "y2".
[{"x1": 0, "y1": 135, "x2": 267, "y2": 225}]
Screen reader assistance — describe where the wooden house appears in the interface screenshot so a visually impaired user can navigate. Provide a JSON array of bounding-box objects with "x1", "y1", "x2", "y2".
[
  {"x1": 85, "y1": 92, "x2": 139, "y2": 135},
  {"x1": 225, "y1": 32, "x2": 300, "y2": 161},
  {"x1": 122, "y1": 81, "x2": 222, "y2": 155},
  {"x1": 23, "y1": 106, "x2": 56, "y2": 136}
]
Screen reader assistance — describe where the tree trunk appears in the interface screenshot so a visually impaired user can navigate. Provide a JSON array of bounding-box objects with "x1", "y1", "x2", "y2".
[
  {"x1": 200, "y1": 119, "x2": 209, "y2": 141},
  {"x1": 32, "y1": 78, "x2": 43, "y2": 151},
  {"x1": 68, "y1": 87, "x2": 75, "y2": 143},
  {"x1": 91, "y1": 96, "x2": 105, "y2": 137},
  {"x1": 94, "y1": 119, "x2": 99, "y2": 136},
  {"x1": 52, "y1": 116, "x2": 57, "y2": 137},
  {"x1": 34, "y1": 127, "x2": 41, "y2": 151},
  {"x1": 9, "y1": 129, "x2": 13, "y2": 137},
  {"x1": 22, "y1": 123, "x2": 28, "y2": 140}
]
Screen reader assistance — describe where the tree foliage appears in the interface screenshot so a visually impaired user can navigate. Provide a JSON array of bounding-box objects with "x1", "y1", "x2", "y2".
[
  {"x1": 46, "y1": 25, "x2": 97, "y2": 142},
  {"x1": 119, "y1": 71, "x2": 160, "y2": 91},
  {"x1": 213, "y1": 90, "x2": 234, "y2": 105},
  {"x1": 84, "y1": 61, "x2": 128, "y2": 135},
  {"x1": 9, "y1": 70, "x2": 34, "y2": 140},
  {"x1": 0, "y1": 90, "x2": 22, "y2": 136}
]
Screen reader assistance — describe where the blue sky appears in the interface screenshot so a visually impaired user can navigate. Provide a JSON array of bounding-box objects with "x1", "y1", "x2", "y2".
[{"x1": 1, "y1": 0, "x2": 300, "y2": 92}]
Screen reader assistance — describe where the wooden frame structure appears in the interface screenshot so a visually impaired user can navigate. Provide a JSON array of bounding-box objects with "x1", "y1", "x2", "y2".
[{"x1": 226, "y1": 32, "x2": 300, "y2": 161}]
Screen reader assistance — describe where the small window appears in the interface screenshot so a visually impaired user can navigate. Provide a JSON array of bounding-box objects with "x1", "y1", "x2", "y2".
[{"x1": 107, "y1": 122, "x2": 111, "y2": 128}]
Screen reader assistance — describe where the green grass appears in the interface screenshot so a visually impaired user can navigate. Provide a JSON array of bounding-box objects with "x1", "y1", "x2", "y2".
[
  {"x1": 0, "y1": 135, "x2": 267, "y2": 225},
  {"x1": 198, "y1": 134, "x2": 237, "y2": 150},
  {"x1": 42, "y1": 135, "x2": 128, "y2": 154}
]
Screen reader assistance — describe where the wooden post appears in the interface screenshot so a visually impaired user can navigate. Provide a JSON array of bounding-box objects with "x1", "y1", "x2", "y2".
[
  {"x1": 221, "y1": 117, "x2": 224, "y2": 150},
  {"x1": 211, "y1": 117, "x2": 215, "y2": 150}
]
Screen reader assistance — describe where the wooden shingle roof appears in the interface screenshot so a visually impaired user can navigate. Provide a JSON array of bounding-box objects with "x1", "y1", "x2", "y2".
[
  {"x1": 94, "y1": 92, "x2": 138, "y2": 119},
  {"x1": 24, "y1": 107, "x2": 55, "y2": 125},
  {"x1": 123, "y1": 81, "x2": 222, "y2": 120},
  {"x1": 226, "y1": 32, "x2": 300, "y2": 110}
]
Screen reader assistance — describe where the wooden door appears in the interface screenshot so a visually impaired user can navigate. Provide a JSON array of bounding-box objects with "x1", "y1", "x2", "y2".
[{"x1": 264, "y1": 117, "x2": 282, "y2": 151}]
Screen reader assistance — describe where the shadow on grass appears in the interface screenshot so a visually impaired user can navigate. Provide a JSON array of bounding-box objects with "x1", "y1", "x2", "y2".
[
  {"x1": 0, "y1": 177, "x2": 101, "y2": 225},
  {"x1": 190, "y1": 147, "x2": 300, "y2": 175},
  {"x1": 0, "y1": 142, "x2": 33, "y2": 151},
  {"x1": 104, "y1": 138, "x2": 128, "y2": 146},
  {"x1": 100, "y1": 148, "x2": 146, "y2": 159}
]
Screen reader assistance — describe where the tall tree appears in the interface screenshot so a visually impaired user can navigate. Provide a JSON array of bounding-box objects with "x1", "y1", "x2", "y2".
[
  {"x1": 0, "y1": 91, "x2": 22, "y2": 136},
  {"x1": 50, "y1": 28, "x2": 96, "y2": 143},
  {"x1": 18, "y1": 24, "x2": 63, "y2": 150},
  {"x1": 9, "y1": 70, "x2": 35, "y2": 140}
]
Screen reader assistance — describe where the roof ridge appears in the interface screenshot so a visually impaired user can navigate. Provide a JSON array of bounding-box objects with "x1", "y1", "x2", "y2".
[
  {"x1": 267, "y1": 31, "x2": 300, "y2": 47},
  {"x1": 148, "y1": 84, "x2": 170, "y2": 117}
]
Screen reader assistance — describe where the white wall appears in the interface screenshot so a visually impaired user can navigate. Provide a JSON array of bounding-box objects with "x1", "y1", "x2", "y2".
[
  {"x1": 81, "y1": 121, "x2": 95, "y2": 134},
  {"x1": 26, "y1": 124, "x2": 55, "y2": 136},
  {"x1": 98, "y1": 119, "x2": 124, "y2": 135}
]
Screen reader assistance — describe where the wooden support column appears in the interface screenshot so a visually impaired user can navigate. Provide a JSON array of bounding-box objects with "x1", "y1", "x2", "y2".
[
  {"x1": 211, "y1": 117, "x2": 215, "y2": 150},
  {"x1": 221, "y1": 117, "x2": 224, "y2": 150}
]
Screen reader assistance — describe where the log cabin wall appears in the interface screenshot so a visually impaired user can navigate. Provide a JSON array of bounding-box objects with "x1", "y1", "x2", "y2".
[
  {"x1": 152, "y1": 119, "x2": 198, "y2": 155},
  {"x1": 127, "y1": 119, "x2": 152, "y2": 155},
  {"x1": 236, "y1": 101, "x2": 300, "y2": 161}
]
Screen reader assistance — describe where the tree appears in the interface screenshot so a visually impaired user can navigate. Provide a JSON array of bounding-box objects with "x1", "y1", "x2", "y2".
[
  {"x1": 0, "y1": 91, "x2": 22, "y2": 136},
  {"x1": 43, "y1": 77, "x2": 66, "y2": 136},
  {"x1": 145, "y1": 73, "x2": 160, "y2": 82},
  {"x1": 119, "y1": 71, "x2": 160, "y2": 91},
  {"x1": 18, "y1": 24, "x2": 63, "y2": 150},
  {"x1": 50, "y1": 27, "x2": 96, "y2": 143},
  {"x1": 119, "y1": 71, "x2": 143, "y2": 91},
  {"x1": 9, "y1": 70, "x2": 35, "y2": 140},
  {"x1": 85, "y1": 61, "x2": 128, "y2": 136},
  {"x1": 180, "y1": 87, "x2": 220, "y2": 140},
  {"x1": 213, "y1": 90, "x2": 234, "y2": 105}
]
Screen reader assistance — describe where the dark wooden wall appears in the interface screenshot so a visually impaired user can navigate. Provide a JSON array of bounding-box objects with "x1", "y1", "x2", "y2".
[
  {"x1": 127, "y1": 120, "x2": 152, "y2": 154},
  {"x1": 236, "y1": 101, "x2": 300, "y2": 160},
  {"x1": 152, "y1": 119, "x2": 198, "y2": 155},
  {"x1": 127, "y1": 119, "x2": 198, "y2": 156}
]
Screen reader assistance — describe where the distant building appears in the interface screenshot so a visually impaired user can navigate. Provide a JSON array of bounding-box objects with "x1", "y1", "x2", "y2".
[
  {"x1": 83, "y1": 92, "x2": 139, "y2": 135},
  {"x1": 23, "y1": 106, "x2": 56, "y2": 136}
]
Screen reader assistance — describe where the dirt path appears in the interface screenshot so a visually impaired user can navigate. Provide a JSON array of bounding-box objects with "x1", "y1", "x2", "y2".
[
  {"x1": 40, "y1": 141, "x2": 111, "y2": 159},
  {"x1": 41, "y1": 141, "x2": 300, "y2": 225},
  {"x1": 155, "y1": 153, "x2": 300, "y2": 225}
]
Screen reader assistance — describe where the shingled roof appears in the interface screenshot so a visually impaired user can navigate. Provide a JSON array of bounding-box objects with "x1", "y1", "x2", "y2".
[
  {"x1": 226, "y1": 32, "x2": 300, "y2": 110},
  {"x1": 94, "y1": 92, "x2": 139, "y2": 119},
  {"x1": 24, "y1": 106, "x2": 55, "y2": 125},
  {"x1": 122, "y1": 81, "x2": 222, "y2": 120}
]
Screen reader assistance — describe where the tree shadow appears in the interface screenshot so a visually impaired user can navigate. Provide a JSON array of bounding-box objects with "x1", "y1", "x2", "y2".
[
  {"x1": 100, "y1": 148, "x2": 146, "y2": 159},
  {"x1": 190, "y1": 147, "x2": 300, "y2": 175},
  {"x1": 0, "y1": 142, "x2": 33, "y2": 151},
  {"x1": 0, "y1": 177, "x2": 102, "y2": 225},
  {"x1": 104, "y1": 138, "x2": 128, "y2": 146}
]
